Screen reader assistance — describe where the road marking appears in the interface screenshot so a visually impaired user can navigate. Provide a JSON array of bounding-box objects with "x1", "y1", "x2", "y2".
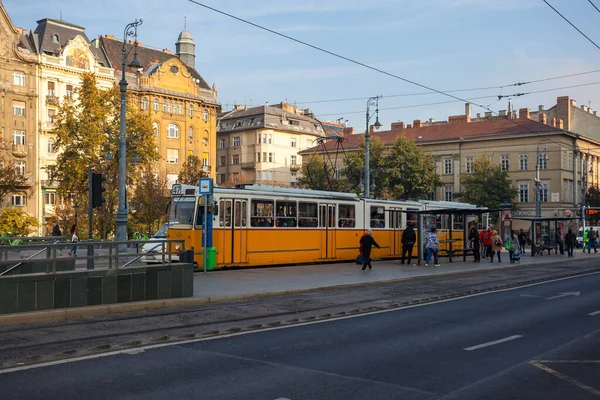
[
  {"x1": 547, "y1": 291, "x2": 581, "y2": 300},
  {"x1": 520, "y1": 294, "x2": 542, "y2": 298},
  {"x1": 530, "y1": 361, "x2": 600, "y2": 397},
  {"x1": 589, "y1": 310, "x2": 600, "y2": 316},
  {"x1": 463, "y1": 335, "x2": 523, "y2": 351},
  {"x1": 1, "y1": 270, "x2": 599, "y2": 375}
]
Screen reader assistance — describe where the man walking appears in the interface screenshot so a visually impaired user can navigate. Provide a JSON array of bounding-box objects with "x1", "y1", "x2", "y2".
[
  {"x1": 565, "y1": 228, "x2": 576, "y2": 258},
  {"x1": 359, "y1": 229, "x2": 380, "y2": 271},
  {"x1": 401, "y1": 223, "x2": 416, "y2": 265},
  {"x1": 555, "y1": 228, "x2": 564, "y2": 255}
]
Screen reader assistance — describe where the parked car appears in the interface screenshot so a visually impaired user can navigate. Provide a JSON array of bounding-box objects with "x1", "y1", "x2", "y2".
[{"x1": 141, "y1": 224, "x2": 178, "y2": 263}]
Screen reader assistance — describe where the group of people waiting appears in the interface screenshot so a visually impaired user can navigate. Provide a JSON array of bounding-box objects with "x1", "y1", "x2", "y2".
[{"x1": 468, "y1": 227, "x2": 508, "y2": 263}]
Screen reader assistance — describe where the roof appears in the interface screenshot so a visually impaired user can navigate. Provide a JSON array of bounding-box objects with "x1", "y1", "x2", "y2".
[
  {"x1": 99, "y1": 36, "x2": 210, "y2": 90},
  {"x1": 302, "y1": 117, "x2": 563, "y2": 154},
  {"x1": 321, "y1": 121, "x2": 345, "y2": 137},
  {"x1": 177, "y1": 29, "x2": 193, "y2": 42},
  {"x1": 32, "y1": 18, "x2": 88, "y2": 55}
]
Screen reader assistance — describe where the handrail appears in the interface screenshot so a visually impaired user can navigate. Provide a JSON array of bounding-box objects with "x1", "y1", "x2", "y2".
[{"x1": 0, "y1": 247, "x2": 48, "y2": 276}]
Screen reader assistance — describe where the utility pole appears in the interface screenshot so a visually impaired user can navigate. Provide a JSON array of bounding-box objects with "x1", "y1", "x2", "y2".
[
  {"x1": 582, "y1": 155, "x2": 588, "y2": 233},
  {"x1": 364, "y1": 96, "x2": 382, "y2": 199},
  {"x1": 87, "y1": 164, "x2": 94, "y2": 269}
]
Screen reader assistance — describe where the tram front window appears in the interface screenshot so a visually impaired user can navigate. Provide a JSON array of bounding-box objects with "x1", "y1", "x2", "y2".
[{"x1": 169, "y1": 197, "x2": 196, "y2": 227}]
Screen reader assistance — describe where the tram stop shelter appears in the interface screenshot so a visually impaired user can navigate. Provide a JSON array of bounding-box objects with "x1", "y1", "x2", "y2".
[
  {"x1": 512, "y1": 217, "x2": 581, "y2": 256},
  {"x1": 388, "y1": 207, "x2": 492, "y2": 266}
]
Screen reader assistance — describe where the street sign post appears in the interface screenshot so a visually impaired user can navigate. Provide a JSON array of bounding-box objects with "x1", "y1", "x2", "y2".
[{"x1": 199, "y1": 178, "x2": 213, "y2": 272}]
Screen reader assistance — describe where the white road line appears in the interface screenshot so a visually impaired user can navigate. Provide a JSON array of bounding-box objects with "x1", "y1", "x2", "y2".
[
  {"x1": 1, "y1": 270, "x2": 599, "y2": 375},
  {"x1": 589, "y1": 310, "x2": 600, "y2": 316},
  {"x1": 463, "y1": 335, "x2": 523, "y2": 351}
]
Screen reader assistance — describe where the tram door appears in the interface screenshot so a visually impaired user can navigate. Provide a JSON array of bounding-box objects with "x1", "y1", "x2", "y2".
[
  {"x1": 389, "y1": 207, "x2": 402, "y2": 256},
  {"x1": 319, "y1": 203, "x2": 336, "y2": 259},
  {"x1": 221, "y1": 199, "x2": 247, "y2": 265}
]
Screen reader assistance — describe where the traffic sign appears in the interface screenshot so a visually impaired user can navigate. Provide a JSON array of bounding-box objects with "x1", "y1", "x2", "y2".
[{"x1": 199, "y1": 178, "x2": 213, "y2": 195}]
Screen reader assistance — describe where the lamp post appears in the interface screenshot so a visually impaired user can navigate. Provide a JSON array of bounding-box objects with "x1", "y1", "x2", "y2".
[
  {"x1": 364, "y1": 95, "x2": 382, "y2": 199},
  {"x1": 535, "y1": 139, "x2": 548, "y2": 218},
  {"x1": 115, "y1": 19, "x2": 143, "y2": 243}
]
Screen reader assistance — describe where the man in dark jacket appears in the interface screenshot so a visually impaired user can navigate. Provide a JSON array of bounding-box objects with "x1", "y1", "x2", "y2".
[
  {"x1": 359, "y1": 229, "x2": 380, "y2": 271},
  {"x1": 401, "y1": 223, "x2": 416, "y2": 265}
]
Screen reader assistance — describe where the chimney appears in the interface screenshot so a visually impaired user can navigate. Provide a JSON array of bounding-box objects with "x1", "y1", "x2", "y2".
[
  {"x1": 465, "y1": 103, "x2": 472, "y2": 121},
  {"x1": 476, "y1": 113, "x2": 481, "y2": 119},
  {"x1": 137, "y1": 42, "x2": 142, "y2": 47},
  {"x1": 582, "y1": 105, "x2": 589, "y2": 112},
  {"x1": 407, "y1": 124, "x2": 412, "y2": 129},
  {"x1": 105, "y1": 34, "x2": 115, "y2": 40},
  {"x1": 485, "y1": 111, "x2": 492, "y2": 118},
  {"x1": 556, "y1": 96, "x2": 571, "y2": 131},
  {"x1": 163, "y1": 49, "x2": 171, "y2": 54},
  {"x1": 538, "y1": 105, "x2": 544, "y2": 111},
  {"x1": 343, "y1": 127, "x2": 354, "y2": 136},
  {"x1": 557, "y1": 119, "x2": 564, "y2": 129},
  {"x1": 413, "y1": 119, "x2": 422, "y2": 128},
  {"x1": 551, "y1": 117, "x2": 557, "y2": 127},
  {"x1": 449, "y1": 115, "x2": 468, "y2": 123},
  {"x1": 428, "y1": 117, "x2": 435, "y2": 123},
  {"x1": 128, "y1": 40, "x2": 135, "y2": 45},
  {"x1": 391, "y1": 122, "x2": 405, "y2": 129},
  {"x1": 499, "y1": 110, "x2": 507, "y2": 117},
  {"x1": 518, "y1": 108, "x2": 530, "y2": 119},
  {"x1": 539, "y1": 113, "x2": 547, "y2": 124}
]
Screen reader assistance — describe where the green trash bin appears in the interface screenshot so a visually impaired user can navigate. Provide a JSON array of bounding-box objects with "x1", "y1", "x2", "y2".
[{"x1": 206, "y1": 246, "x2": 217, "y2": 271}]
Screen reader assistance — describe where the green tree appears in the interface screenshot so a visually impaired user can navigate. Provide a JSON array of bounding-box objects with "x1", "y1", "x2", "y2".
[
  {"x1": 343, "y1": 137, "x2": 386, "y2": 197},
  {"x1": 586, "y1": 185, "x2": 600, "y2": 208},
  {"x1": 0, "y1": 207, "x2": 39, "y2": 236},
  {"x1": 130, "y1": 168, "x2": 170, "y2": 234},
  {"x1": 52, "y1": 73, "x2": 158, "y2": 238},
  {"x1": 0, "y1": 157, "x2": 31, "y2": 204},
  {"x1": 455, "y1": 156, "x2": 518, "y2": 217},
  {"x1": 383, "y1": 136, "x2": 440, "y2": 200},
  {"x1": 177, "y1": 155, "x2": 206, "y2": 185},
  {"x1": 297, "y1": 156, "x2": 338, "y2": 191}
]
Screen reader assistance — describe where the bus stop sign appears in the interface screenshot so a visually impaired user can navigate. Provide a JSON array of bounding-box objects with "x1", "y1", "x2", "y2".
[{"x1": 199, "y1": 178, "x2": 213, "y2": 195}]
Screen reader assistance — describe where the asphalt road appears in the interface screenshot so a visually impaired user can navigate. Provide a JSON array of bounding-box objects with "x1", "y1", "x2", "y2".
[{"x1": 2, "y1": 272, "x2": 600, "y2": 400}]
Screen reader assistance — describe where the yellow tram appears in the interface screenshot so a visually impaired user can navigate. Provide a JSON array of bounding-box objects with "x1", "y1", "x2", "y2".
[{"x1": 167, "y1": 184, "x2": 486, "y2": 269}]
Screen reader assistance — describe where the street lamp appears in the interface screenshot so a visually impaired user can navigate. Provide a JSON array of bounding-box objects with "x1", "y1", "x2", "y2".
[
  {"x1": 115, "y1": 19, "x2": 143, "y2": 243},
  {"x1": 535, "y1": 139, "x2": 548, "y2": 218},
  {"x1": 365, "y1": 95, "x2": 382, "y2": 199}
]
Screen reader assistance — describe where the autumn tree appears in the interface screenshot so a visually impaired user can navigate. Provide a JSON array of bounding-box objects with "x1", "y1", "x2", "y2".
[
  {"x1": 0, "y1": 207, "x2": 39, "y2": 236},
  {"x1": 455, "y1": 156, "x2": 518, "y2": 217},
  {"x1": 0, "y1": 157, "x2": 31, "y2": 204},
  {"x1": 383, "y1": 136, "x2": 440, "y2": 200},
  {"x1": 52, "y1": 73, "x2": 158, "y2": 238},
  {"x1": 177, "y1": 155, "x2": 206, "y2": 185},
  {"x1": 129, "y1": 168, "x2": 171, "y2": 234},
  {"x1": 297, "y1": 156, "x2": 342, "y2": 191}
]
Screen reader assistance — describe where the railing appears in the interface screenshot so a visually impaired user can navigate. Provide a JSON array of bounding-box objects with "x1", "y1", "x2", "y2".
[
  {"x1": 0, "y1": 239, "x2": 186, "y2": 277},
  {"x1": 290, "y1": 164, "x2": 301, "y2": 171},
  {"x1": 45, "y1": 95, "x2": 59, "y2": 105},
  {"x1": 240, "y1": 162, "x2": 255, "y2": 169}
]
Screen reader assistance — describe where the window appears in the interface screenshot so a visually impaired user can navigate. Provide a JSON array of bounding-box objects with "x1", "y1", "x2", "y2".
[
  {"x1": 290, "y1": 155, "x2": 297, "y2": 165},
  {"x1": 168, "y1": 102, "x2": 173, "y2": 113},
  {"x1": 141, "y1": 98, "x2": 148, "y2": 110},
  {"x1": 66, "y1": 85, "x2": 73, "y2": 100},
  {"x1": 501, "y1": 155, "x2": 509, "y2": 171},
  {"x1": 262, "y1": 152, "x2": 267, "y2": 162},
  {"x1": 13, "y1": 101, "x2": 25, "y2": 117},
  {"x1": 47, "y1": 138, "x2": 56, "y2": 153},
  {"x1": 48, "y1": 109, "x2": 56, "y2": 124},
  {"x1": 257, "y1": 134, "x2": 261, "y2": 143},
  {"x1": 178, "y1": 103, "x2": 183, "y2": 114},
  {"x1": 11, "y1": 195, "x2": 26, "y2": 207},
  {"x1": 189, "y1": 104, "x2": 194, "y2": 117},
  {"x1": 568, "y1": 152, "x2": 573, "y2": 171},
  {"x1": 291, "y1": 138, "x2": 297, "y2": 148},
  {"x1": 13, "y1": 72, "x2": 25, "y2": 86},
  {"x1": 47, "y1": 165, "x2": 56, "y2": 180},
  {"x1": 276, "y1": 200, "x2": 297, "y2": 227},
  {"x1": 268, "y1": 153, "x2": 273, "y2": 163},
  {"x1": 52, "y1": 34, "x2": 59, "y2": 43},
  {"x1": 233, "y1": 136, "x2": 240, "y2": 147},
  {"x1": 188, "y1": 127, "x2": 194, "y2": 142},
  {"x1": 538, "y1": 152, "x2": 548, "y2": 170},
  {"x1": 519, "y1": 183, "x2": 529, "y2": 203},
  {"x1": 338, "y1": 204, "x2": 356, "y2": 228},
  {"x1": 519, "y1": 154, "x2": 528, "y2": 171},
  {"x1": 153, "y1": 122, "x2": 159, "y2": 136},
  {"x1": 218, "y1": 139, "x2": 226, "y2": 149},
  {"x1": 370, "y1": 206, "x2": 385, "y2": 228},
  {"x1": 262, "y1": 135, "x2": 267, "y2": 144},
  {"x1": 465, "y1": 157, "x2": 474, "y2": 174},
  {"x1": 154, "y1": 99, "x2": 159, "y2": 111},
  {"x1": 268, "y1": 134, "x2": 272, "y2": 144},
  {"x1": 48, "y1": 81, "x2": 55, "y2": 97},
  {"x1": 443, "y1": 158, "x2": 452, "y2": 175},
  {"x1": 444, "y1": 186, "x2": 453, "y2": 202},
  {"x1": 219, "y1": 156, "x2": 226, "y2": 166},
  {"x1": 13, "y1": 130, "x2": 25, "y2": 145},
  {"x1": 202, "y1": 109, "x2": 209, "y2": 121},
  {"x1": 539, "y1": 183, "x2": 548, "y2": 203},
  {"x1": 167, "y1": 124, "x2": 179, "y2": 138},
  {"x1": 14, "y1": 160, "x2": 25, "y2": 175},
  {"x1": 167, "y1": 148, "x2": 179, "y2": 164},
  {"x1": 45, "y1": 192, "x2": 56, "y2": 205},
  {"x1": 563, "y1": 179, "x2": 569, "y2": 202},
  {"x1": 162, "y1": 102, "x2": 167, "y2": 112},
  {"x1": 219, "y1": 174, "x2": 226, "y2": 184},
  {"x1": 563, "y1": 151, "x2": 567, "y2": 170},
  {"x1": 250, "y1": 199, "x2": 274, "y2": 227},
  {"x1": 232, "y1": 154, "x2": 239, "y2": 165},
  {"x1": 256, "y1": 152, "x2": 260, "y2": 162}
]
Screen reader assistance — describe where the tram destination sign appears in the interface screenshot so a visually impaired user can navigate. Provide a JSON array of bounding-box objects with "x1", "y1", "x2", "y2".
[{"x1": 585, "y1": 208, "x2": 600, "y2": 216}]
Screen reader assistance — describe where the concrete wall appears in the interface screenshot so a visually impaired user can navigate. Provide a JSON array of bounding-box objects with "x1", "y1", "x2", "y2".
[{"x1": 0, "y1": 263, "x2": 193, "y2": 314}]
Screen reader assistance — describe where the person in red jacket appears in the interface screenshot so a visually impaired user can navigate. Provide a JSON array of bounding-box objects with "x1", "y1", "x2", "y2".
[{"x1": 483, "y1": 227, "x2": 493, "y2": 259}]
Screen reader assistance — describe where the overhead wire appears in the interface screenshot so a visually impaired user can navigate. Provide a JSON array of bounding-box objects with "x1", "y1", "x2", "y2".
[
  {"x1": 588, "y1": 0, "x2": 600, "y2": 14},
  {"x1": 542, "y1": 0, "x2": 600, "y2": 51}
]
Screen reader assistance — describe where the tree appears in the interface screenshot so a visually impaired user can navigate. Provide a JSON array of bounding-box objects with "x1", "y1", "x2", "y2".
[
  {"x1": 455, "y1": 156, "x2": 518, "y2": 216},
  {"x1": 52, "y1": 73, "x2": 158, "y2": 238},
  {"x1": 383, "y1": 136, "x2": 440, "y2": 200},
  {"x1": 297, "y1": 156, "x2": 337, "y2": 191},
  {"x1": 0, "y1": 207, "x2": 39, "y2": 236},
  {"x1": 343, "y1": 136, "x2": 386, "y2": 197},
  {"x1": 129, "y1": 168, "x2": 171, "y2": 234},
  {"x1": 177, "y1": 155, "x2": 206, "y2": 185},
  {"x1": 0, "y1": 157, "x2": 31, "y2": 204},
  {"x1": 586, "y1": 185, "x2": 600, "y2": 208}
]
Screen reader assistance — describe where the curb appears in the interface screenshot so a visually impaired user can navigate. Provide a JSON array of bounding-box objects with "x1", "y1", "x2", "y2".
[{"x1": 0, "y1": 258, "x2": 595, "y2": 326}]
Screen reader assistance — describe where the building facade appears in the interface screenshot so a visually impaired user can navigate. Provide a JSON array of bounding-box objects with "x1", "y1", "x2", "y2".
[
  {"x1": 96, "y1": 30, "x2": 219, "y2": 186},
  {"x1": 216, "y1": 102, "x2": 326, "y2": 186},
  {"x1": 0, "y1": 3, "x2": 38, "y2": 220}
]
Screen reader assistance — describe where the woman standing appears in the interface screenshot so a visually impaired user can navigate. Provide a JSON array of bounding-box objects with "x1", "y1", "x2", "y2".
[
  {"x1": 68, "y1": 224, "x2": 79, "y2": 257},
  {"x1": 490, "y1": 230, "x2": 503, "y2": 263},
  {"x1": 425, "y1": 227, "x2": 440, "y2": 267},
  {"x1": 468, "y1": 226, "x2": 480, "y2": 263}
]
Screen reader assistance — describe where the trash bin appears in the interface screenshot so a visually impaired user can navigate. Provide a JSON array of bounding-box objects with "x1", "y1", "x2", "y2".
[
  {"x1": 206, "y1": 246, "x2": 217, "y2": 271},
  {"x1": 178, "y1": 249, "x2": 194, "y2": 264}
]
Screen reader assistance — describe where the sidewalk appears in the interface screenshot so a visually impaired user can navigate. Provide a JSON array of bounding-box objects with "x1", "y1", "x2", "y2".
[{"x1": 194, "y1": 251, "x2": 600, "y2": 300}]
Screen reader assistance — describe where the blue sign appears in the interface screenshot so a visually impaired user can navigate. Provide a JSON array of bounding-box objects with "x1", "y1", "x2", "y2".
[{"x1": 199, "y1": 178, "x2": 213, "y2": 195}]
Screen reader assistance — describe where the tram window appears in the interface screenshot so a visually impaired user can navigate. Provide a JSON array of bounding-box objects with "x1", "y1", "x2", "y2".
[
  {"x1": 406, "y1": 210, "x2": 418, "y2": 227},
  {"x1": 241, "y1": 201, "x2": 247, "y2": 226},
  {"x1": 390, "y1": 209, "x2": 401, "y2": 229},
  {"x1": 250, "y1": 199, "x2": 274, "y2": 227},
  {"x1": 234, "y1": 203, "x2": 241, "y2": 227},
  {"x1": 370, "y1": 206, "x2": 385, "y2": 228},
  {"x1": 219, "y1": 200, "x2": 225, "y2": 227},
  {"x1": 224, "y1": 201, "x2": 232, "y2": 227},
  {"x1": 276, "y1": 200, "x2": 297, "y2": 227},
  {"x1": 169, "y1": 197, "x2": 196, "y2": 226},
  {"x1": 195, "y1": 205, "x2": 205, "y2": 226},
  {"x1": 338, "y1": 204, "x2": 355, "y2": 228},
  {"x1": 298, "y1": 202, "x2": 318, "y2": 227}
]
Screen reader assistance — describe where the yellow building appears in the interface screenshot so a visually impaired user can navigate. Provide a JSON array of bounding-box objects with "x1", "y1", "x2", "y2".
[
  {"x1": 0, "y1": 4, "x2": 38, "y2": 221},
  {"x1": 95, "y1": 30, "x2": 219, "y2": 185}
]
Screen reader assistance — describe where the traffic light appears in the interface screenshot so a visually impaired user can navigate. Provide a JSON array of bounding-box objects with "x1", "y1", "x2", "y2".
[{"x1": 91, "y1": 172, "x2": 106, "y2": 208}]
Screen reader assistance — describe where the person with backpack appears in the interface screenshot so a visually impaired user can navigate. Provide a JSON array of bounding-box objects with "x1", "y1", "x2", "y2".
[{"x1": 400, "y1": 223, "x2": 416, "y2": 265}]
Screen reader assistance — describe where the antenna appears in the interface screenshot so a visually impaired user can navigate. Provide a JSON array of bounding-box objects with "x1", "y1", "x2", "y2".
[
  {"x1": 184, "y1": 16, "x2": 187, "y2": 30},
  {"x1": 60, "y1": 10, "x2": 63, "y2": 21}
]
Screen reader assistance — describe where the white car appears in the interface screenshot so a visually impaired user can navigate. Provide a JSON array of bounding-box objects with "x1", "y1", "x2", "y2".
[{"x1": 141, "y1": 224, "x2": 179, "y2": 263}]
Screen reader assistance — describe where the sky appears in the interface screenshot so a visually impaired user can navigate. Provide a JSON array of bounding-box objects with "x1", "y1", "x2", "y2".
[{"x1": 4, "y1": 0, "x2": 600, "y2": 130}]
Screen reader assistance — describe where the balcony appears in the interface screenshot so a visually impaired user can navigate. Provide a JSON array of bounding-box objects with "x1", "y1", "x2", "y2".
[
  {"x1": 12, "y1": 144, "x2": 27, "y2": 157},
  {"x1": 41, "y1": 180, "x2": 58, "y2": 189},
  {"x1": 290, "y1": 164, "x2": 301, "y2": 171},
  {"x1": 202, "y1": 165, "x2": 212, "y2": 173},
  {"x1": 46, "y1": 95, "x2": 59, "y2": 105},
  {"x1": 241, "y1": 162, "x2": 255, "y2": 170}
]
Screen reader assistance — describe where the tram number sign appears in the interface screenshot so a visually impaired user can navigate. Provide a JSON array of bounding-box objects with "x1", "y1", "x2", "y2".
[{"x1": 585, "y1": 208, "x2": 600, "y2": 216}]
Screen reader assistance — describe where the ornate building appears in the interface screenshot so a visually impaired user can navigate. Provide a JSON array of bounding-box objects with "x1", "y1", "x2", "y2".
[
  {"x1": 95, "y1": 29, "x2": 219, "y2": 185},
  {"x1": 0, "y1": 3, "x2": 38, "y2": 220}
]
